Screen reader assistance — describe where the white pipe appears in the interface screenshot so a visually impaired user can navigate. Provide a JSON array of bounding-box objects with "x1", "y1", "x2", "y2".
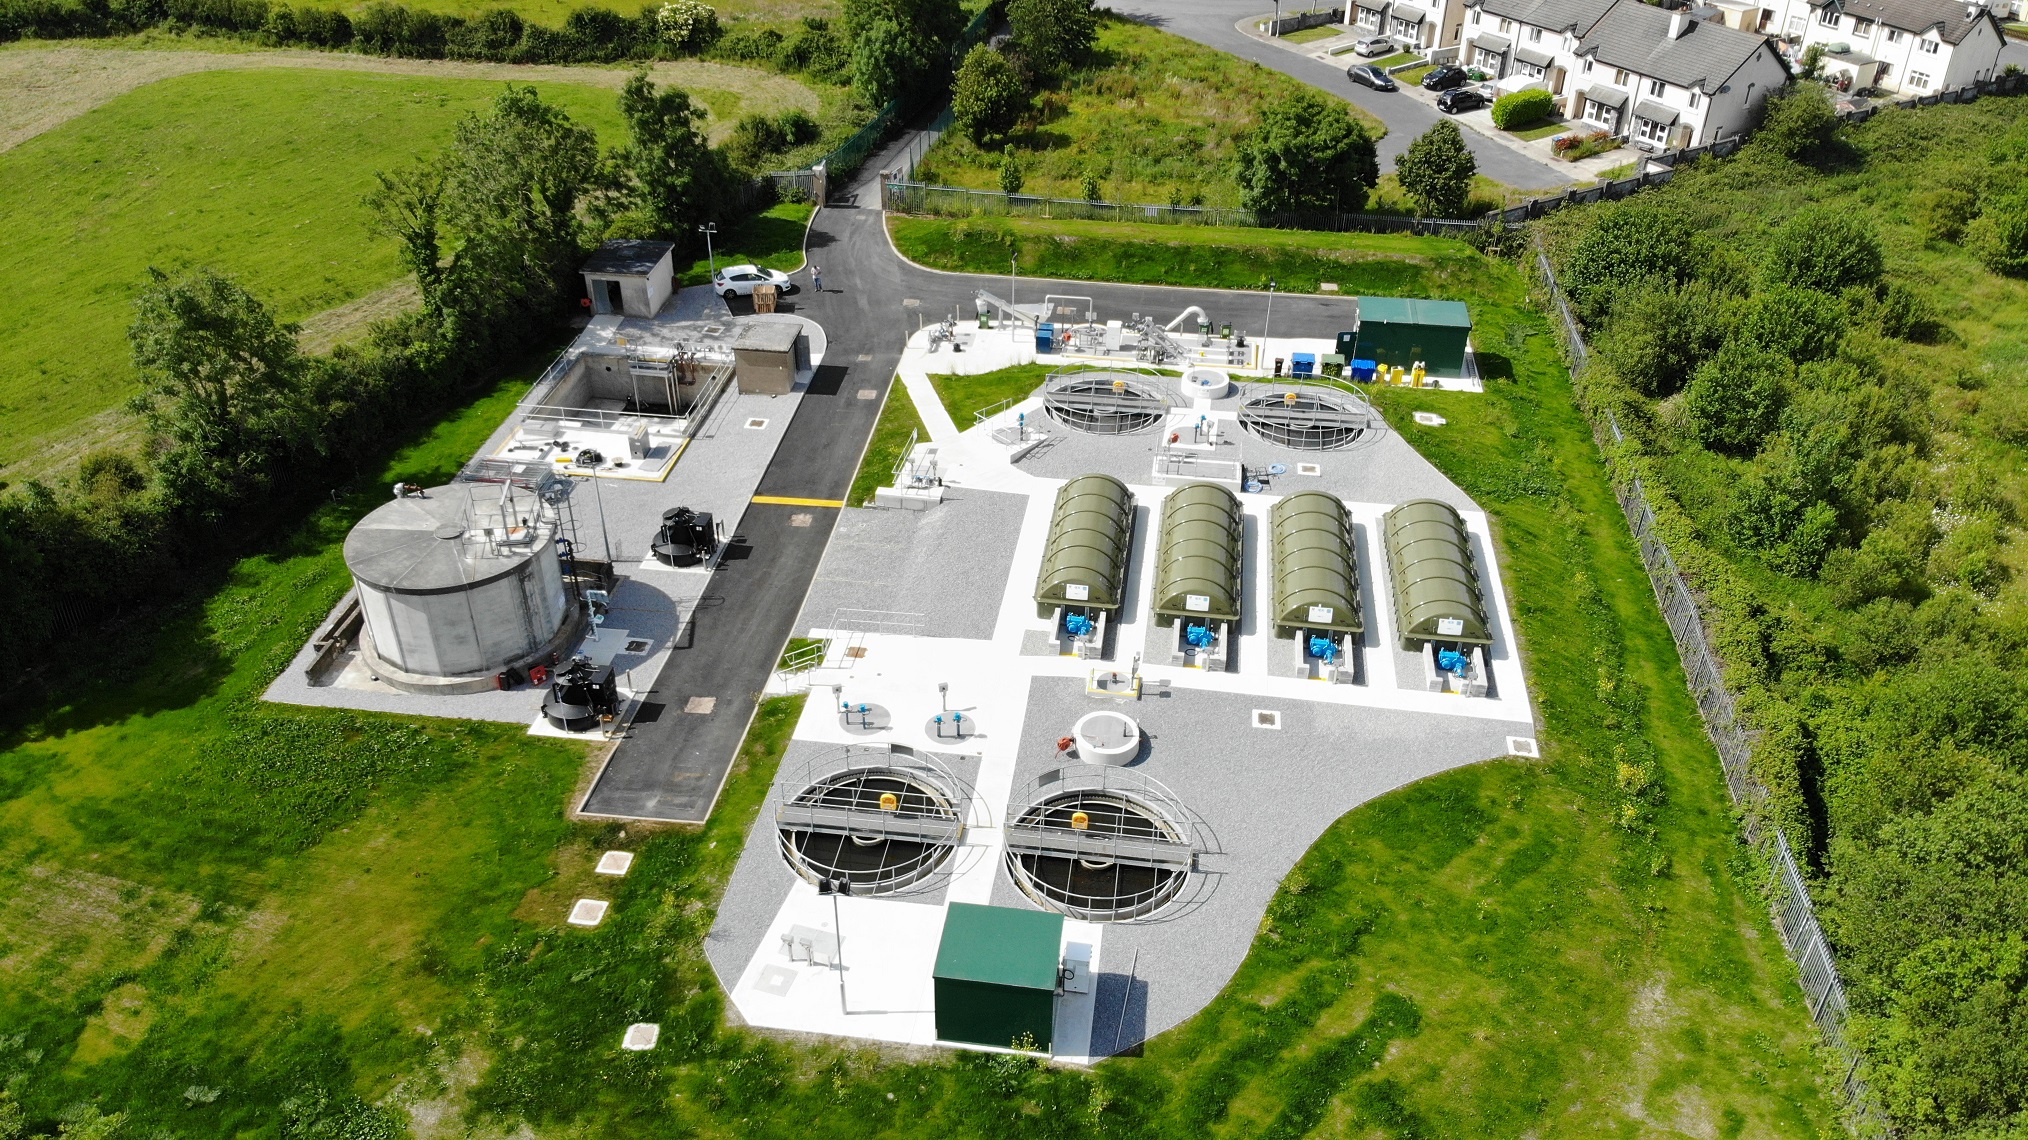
[{"x1": 1164, "y1": 305, "x2": 1208, "y2": 332}]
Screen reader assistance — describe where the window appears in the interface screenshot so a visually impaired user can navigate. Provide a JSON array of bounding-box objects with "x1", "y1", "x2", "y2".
[
  {"x1": 1817, "y1": 8, "x2": 1839, "y2": 26},
  {"x1": 1688, "y1": 90, "x2": 1702, "y2": 107},
  {"x1": 1470, "y1": 7, "x2": 1481, "y2": 24},
  {"x1": 1498, "y1": 17, "x2": 1512, "y2": 31},
  {"x1": 1584, "y1": 100, "x2": 1618, "y2": 129},
  {"x1": 1359, "y1": 7, "x2": 1380, "y2": 25},
  {"x1": 1614, "y1": 67, "x2": 1630, "y2": 84},
  {"x1": 1647, "y1": 78, "x2": 1666, "y2": 97},
  {"x1": 1638, "y1": 116, "x2": 1670, "y2": 143},
  {"x1": 1909, "y1": 70, "x2": 1930, "y2": 87},
  {"x1": 1394, "y1": 17, "x2": 1416, "y2": 36},
  {"x1": 1786, "y1": 15, "x2": 1806, "y2": 35},
  {"x1": 1885, "y1": 27, "x2": 1902, "y2": 42},
  {"x1": 1518, "y1": 61, "x2": 1545, "y2": 78},
  {"x1": 1583, "y1": 57, "x2": 1594, "y2": 72},
  {"x1": 1918, "y1": 37, "x2": 1939, "y2": 53},
  {"x1": 1850, "y1": 16, "x2": 1873, "y2": 34},
  {"x1": 1528, "y1": 26, "x2": 1542, "y2": 41}
]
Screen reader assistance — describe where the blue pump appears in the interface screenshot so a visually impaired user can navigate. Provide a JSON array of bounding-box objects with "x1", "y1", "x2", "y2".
[
  {"x1": 1065, "y1": 612, "x2": 1095, "y2": 637},
  {"x1": 1438, "y1": 649, "x2": 1470, "y2": 675},
  {"x1": 1185, "y1": 624, "x2": 1215, "y2": 648},
  {"x1": 1308, "y1": 635, "x2": 1337, "y2": 663}
]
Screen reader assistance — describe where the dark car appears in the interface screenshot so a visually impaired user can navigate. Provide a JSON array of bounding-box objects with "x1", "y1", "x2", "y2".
[
  {"x1": 1436, "y1": 86, "x2": 1490, "y2": 114},
  {"x1": 1420, "y1": 65, "x2": 1472, "y2": 91},
  {"x1": 1346, "y1": 64, "x2": 1397, "y2": 91}
]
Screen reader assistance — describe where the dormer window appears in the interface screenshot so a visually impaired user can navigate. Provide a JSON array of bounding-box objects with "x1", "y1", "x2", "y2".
[
  {"x1": 1817, "y1": 7, "x2": 1840, "y2": 26},
  {"x1": 1850, "y1": 16, "x2": 1873, "y2": 33},
  {"x1": 1528, "y1": 26, "x2": 1542, "y2": 40},
  {"x1": 1918, "y1": 36, "x2": 1939, "y2": 53},
  {"x1": 1886, "y1": 27, "x2": 1902, "y2": 41},
  {"x1": 1471, "y1": 7, "x2": 1481, "y2": 23},
  {"x1": 1688, "y1": 90, "x2": 1702, "y2": 108},
  {"x1": 1583, "y1": 57, "x2": 1594, "y2": 72}
]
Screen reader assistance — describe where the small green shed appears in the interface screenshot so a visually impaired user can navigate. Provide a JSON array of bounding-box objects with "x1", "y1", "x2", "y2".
[
  {"x1": 933, "y1": 903, "x2": 1063, "y2": 1051},
  {"x1": 1352, "y1": 297, "x2": 1472, "y2": 378}
]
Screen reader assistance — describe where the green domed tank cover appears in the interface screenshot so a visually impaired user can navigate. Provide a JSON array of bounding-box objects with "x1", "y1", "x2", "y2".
[
  {"x1": 1152, "y1": 482, "x2": 1243, "y2": 624},
  {"x1": 1034, "y1": 474, "x2": 1135, "y2": 617},
  {"x1": 1382, "y1": 498, "x2": 1490, "y2": 649},
  {"x1": 1269, "y1": 491, "x2": 1362, "y2": 637}
]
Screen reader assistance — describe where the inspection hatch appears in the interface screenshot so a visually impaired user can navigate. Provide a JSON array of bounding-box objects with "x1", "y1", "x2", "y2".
[
  {"x1": 1005, "y1": 766, "x2": 1209, "y2": 922},
  {"x1": 775, "y1": 746, "x2": 971, "y2": 896},
  {"x1": 745, "y1": 418, "x2": 769, "y2": 430},
  {"x1": 1253, "y1": 709, "x2": 1282, "y2": 729}
]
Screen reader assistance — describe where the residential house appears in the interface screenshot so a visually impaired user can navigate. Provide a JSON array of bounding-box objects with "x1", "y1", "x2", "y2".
[
  {"x1": 1461, "y1": 0, "x2": 1789, "y2": 148},
  {"x1": 1347, "y1": 0, "x2": 1471, "y2": 51},
  {"x1": 1763, "y1": 0, "x2": 2007, "y2": 95}
]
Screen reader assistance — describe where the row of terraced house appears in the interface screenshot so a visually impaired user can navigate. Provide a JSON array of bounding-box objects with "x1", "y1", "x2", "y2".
[{"x1": 1345, "y1": 0, "x2": 2011, "y2": 147}]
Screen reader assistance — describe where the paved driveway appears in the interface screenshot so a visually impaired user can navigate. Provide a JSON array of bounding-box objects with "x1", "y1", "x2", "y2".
[{"x1": 1109, "y1": 0, "x2": 1576, "y2": 190}]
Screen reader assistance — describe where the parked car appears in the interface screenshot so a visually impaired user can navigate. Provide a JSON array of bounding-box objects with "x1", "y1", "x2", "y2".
[
  {"x1": 1346, "y1": 64, "x2": 1397, "y2": 91},
  {"x1": 1352, "y1": 35, "x2": 1394, "y2": 56},
  {"x1": 712, "y1": 264, "x2": 793, "y2": 299},
  {"x1": 1436, "y1": 86, "x2": 1491, "y2": 114},
  {"x1": 1420, "y1": 64, "x2": 1472, "y2": 91}
]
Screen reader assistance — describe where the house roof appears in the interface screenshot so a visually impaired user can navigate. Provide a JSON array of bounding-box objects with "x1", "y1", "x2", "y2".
[
  {"x1": 1357, "y1": 297, "x2": 1473, "y2": 328},
  {"x1": 1474, "y1": 0, "x2": 1617, "y2": 35},
  {"x1": 1582, "y1": 82, "x2": 1631, "y2": 108},
  {"x1": 582, "y1": 239, "x2": 674, "y2": 277},
  {"x1": 1811, "y1": 0, "x2": 1997, "y2": 44},
  {"x1": 1577, "y1": 0, "x2": 1781, "y2": 89}
]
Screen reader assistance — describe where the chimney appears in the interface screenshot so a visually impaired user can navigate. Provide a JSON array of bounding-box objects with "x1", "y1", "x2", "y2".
[{"x1": 1668, "y1": 9, "x2": 1691, "y2": 36}]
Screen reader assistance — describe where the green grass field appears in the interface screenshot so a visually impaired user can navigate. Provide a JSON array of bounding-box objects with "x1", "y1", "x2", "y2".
[
  {"x1": 371, "y1": 0, "x2": 837, "y2": 26},
  {"x1": 0, "y1": 225, "x2": 1837, "y2": 1134},
  {"x1": 846, "y1": 382, "x2": 926, "y2": 506},
  {"x1": 679, "y1": 201, "x2": 814, "y2": 286},
  {"x1": 928, "y1": 363, "x2": 1055, "y2": 426},
  {"x1": 0, "y1": 67, "x2": 635, "y2": 478},
  {"x1": 1278, "y1": 23, "x2": 1345, "y2": 44},
  {"x1": 913, "y1": 16, "x2": 1386, "y2": 209},
  {"x1": 890, "y1": 214, "x2": 1513, "y2": 296}
]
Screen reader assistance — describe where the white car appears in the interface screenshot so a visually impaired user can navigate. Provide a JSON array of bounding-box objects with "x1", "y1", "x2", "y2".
[
  {"x1": 1352, "y1": 35, "x2": 1394, "y2": 56},
  {"x1": 712, "y1": 263, "x2": 793, "y2": 299}
]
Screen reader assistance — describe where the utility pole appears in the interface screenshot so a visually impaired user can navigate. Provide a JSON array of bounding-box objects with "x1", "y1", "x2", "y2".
[
  {"x1": 819, "y1": 877, "x2": 851, "y2": 1013},
  {"x1": 698, "y1": 222, "x2": 719, "y2": 278},
  {"x1": 1264, "y1": 279, "x2": 1278, "y2": 346}
]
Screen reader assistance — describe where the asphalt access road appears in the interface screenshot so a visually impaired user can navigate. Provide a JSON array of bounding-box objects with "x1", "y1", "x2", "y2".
[
  {"x1": 580, "y1": 140, "x2": 1369, "y2": 824},
  {"x1": 1107, "y1": 0, "x2": 1574, "y2": 191}
]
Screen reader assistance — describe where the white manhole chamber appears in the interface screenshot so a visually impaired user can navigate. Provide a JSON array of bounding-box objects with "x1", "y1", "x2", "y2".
[
  {"x1": 1238, "y1": 386, "x2": 1373, "y2": 450},
  {"x1": 776, "y1": 746, "x2": 968, "y2": 895},
  {"x1": 1005, "y1": 767, "x2": 1203, "y2": 921},
  {"x1": 1043, "y1": 369, "x2": 1169, "y2": 435}
]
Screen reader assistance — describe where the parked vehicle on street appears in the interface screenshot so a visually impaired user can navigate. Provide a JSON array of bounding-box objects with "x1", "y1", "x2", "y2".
[
  {"x1": 1436, "y1": 86, "x2": 1491, "y2": 114},
  {"x1": 1420, "y1": 65, "x2": 1472, "y2": 91},
  {"x1": 1346, "y1": 64, "x2": 1397, "y2": 91},
  {"x1": 1352, "y1": 36, "x2": 1394, "y2": 56},
  {"x1": 712, "y1": 264, "x2": 793, "y2": 300}
]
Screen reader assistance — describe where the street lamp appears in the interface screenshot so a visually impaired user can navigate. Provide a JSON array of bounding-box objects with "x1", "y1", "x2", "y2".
[
  {"x1": 818, "y1": 877, "x2": 852, "y2": 1013},
  {"x1": 698, "y1": 222, "x2": 719, "y2": 279},
  {"x1": 1264, "y1": 278, "x2": 1278, "y2": 347}
]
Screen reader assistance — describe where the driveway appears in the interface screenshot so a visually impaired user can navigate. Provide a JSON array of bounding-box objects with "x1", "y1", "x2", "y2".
[{"x1": 1108, "y1": 0, "x2": 1576, "y2": 190}]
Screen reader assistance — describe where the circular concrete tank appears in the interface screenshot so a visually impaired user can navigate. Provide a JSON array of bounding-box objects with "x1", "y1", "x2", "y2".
[
  {"x1": 1179, "y1": 367, "x2": 1231, "y2": 399},
  {"x1": 1073, "y1": 710, "x2": 1141, "y2": 765},
  {"x1": 343, "y1": 485, "x2": 570, "y2": 687}
]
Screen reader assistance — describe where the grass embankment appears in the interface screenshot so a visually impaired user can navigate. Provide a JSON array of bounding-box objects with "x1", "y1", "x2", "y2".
[
  {"x1": 1278, "y1": 23, "x2": 1344, "y2": 44},
  {"x1": 914, "y1": 14, "x2": 1384, "y2": 208},
  {"x1": 679, "y1": 201, "x2": 815, "y2": 285},
  {"x1": 0, "y1": 66, "x2": 630, "y2": 477},
  {"x1": 3, "y1": 228, "x2": 1835, "y2": 1135},
  {"x1": 890, "y1": 214, "x2": 1514, "y2": 296},
  {"x1": 929, "y1": 363, "x2": 1055, "y2": 425},
  {"x1": 845, "y1": 383, "x2": 927, "y2": 506}
]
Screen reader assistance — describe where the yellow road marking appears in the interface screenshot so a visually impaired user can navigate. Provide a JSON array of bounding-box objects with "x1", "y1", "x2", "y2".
[{"x1": 752, "y1": 495, "x2": 846, "y2": 508}]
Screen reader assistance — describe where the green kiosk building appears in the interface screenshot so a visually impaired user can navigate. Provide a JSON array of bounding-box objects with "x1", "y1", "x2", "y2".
[
  {"x1": 1338, "y1": 297, "x2": 1473, "y2": 378},
  {"x1": 933, "y1": 903, "x2": 1063, "y2": 1051}
]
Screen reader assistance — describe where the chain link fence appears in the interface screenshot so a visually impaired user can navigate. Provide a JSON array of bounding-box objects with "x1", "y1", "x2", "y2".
[{"x1": 1533, "y1": 241, "x2": 1882, "y2": 1127}]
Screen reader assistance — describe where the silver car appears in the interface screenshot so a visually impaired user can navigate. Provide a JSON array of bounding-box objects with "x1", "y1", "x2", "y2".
[
  {"x1": 712, "y1": 263, "x2": 793, "y2": 300},
  {"x1": 1352, "y1": 35, "x2": 1394, "y2": 56}
]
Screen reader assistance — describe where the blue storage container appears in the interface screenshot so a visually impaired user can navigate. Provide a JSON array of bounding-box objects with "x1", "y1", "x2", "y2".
[
  {"x1": 1351, "y1": 358, "x2": 1377, "y2": 382},
  {"x1": 1036, "y1": 322, "x2": 1055, "y2": 353},
  {"x1": 1291, "y1": 352, "x2": 1316, "y2": 377}
]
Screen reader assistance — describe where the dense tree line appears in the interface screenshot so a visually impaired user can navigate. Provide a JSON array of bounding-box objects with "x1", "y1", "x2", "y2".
[
  {"x1": 1548, "y1": 85, "x2": 2028, "y2": 1136},
  {"x1": 0, "y1": 79, "x2": 730, "y2": 676}
]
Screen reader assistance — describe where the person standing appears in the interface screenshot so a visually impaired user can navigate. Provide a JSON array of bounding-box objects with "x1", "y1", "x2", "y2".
[{"x1": 810, "y1": 265, "x2": 823, "y2": 293}]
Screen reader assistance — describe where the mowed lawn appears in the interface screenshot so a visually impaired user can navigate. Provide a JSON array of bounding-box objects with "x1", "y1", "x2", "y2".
[{"x1": 0, "y1": 66, "x2": 628, "y2": 475}]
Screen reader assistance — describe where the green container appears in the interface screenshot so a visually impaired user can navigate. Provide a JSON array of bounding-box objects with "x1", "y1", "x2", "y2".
[
  {"x1": 1033, "y1": 474, "x2": 1135, "y2": 618},
  {"x1": 933, "y1": 903, "x2": 1063, "y2": 1051},
  {"x1": 1151, "y1": 483, "x2": 1244, "y2": 626},
  {"x1": 1351, "y1": 297, "x2": 1472, "y2": 378}
]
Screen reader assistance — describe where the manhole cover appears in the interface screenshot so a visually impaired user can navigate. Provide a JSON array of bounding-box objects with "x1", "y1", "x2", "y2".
[
  {"x1": 1254, "y1": 710, "x2": 1282, "y2": 729},
  {"x1": 685, "y1": 696, "x2": 718, "y2": 714},
  {"x1": 790, "y1": 513, "x2": 813, "y2": 527},
  {"x1": 857, "y1": 388, "x2": 878, "y2": 400},
  {"x1": 746, "y1": 418, "x2": 769, "y2": 429},
  {"x1": 844, "y1": 646, "x2": 868, "y2": 659}
]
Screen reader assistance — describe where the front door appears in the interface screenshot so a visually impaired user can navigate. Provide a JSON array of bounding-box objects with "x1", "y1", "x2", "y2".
[
  {"x1": 1551, "y1": 66, "x2": 1566, "y2": 95},
  {"x1": 603, "y1": 279, "x2": 624, "y2": 313}
]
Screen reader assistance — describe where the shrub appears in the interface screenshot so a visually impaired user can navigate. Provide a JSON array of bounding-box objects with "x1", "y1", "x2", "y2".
[
  {"x1": 1490, "y1": 88, "x2": 1553, "y2": 130},
  {"x1": 1764, "y1": 205, "x2": 1884, "y2": 291},
  {"x1": 1966, "y1": 187, "x2": 2028, "y2": 277},
  {"x1": 998, "y1": 153, "x2": 1023, "y2": 195},
  {"x1": 1008, "y1": 0, "x2": 1096, "y2": 81},
  {"x1": 1737, "y1": 284, "x2": 1847, "y2": 362},
  {"x1": 1593, "y1": 279, "x2": 1733, "y2": 398},
  {"x1": 778, "y1": 17, "x2": 845, "y2": 75},
  {"x1": 1687, "y1": 342, "x2": 1789, "y2": 455},
  {"x1": 717, "y1": 24, "x2": 783, "y2": 61},
  {"x1": 1910, "y1": 184, "x2": 1980, "y2": 243},
  {"x1": 1752, "y1": 83, "x2": 1839, "y2": 163},
  {"x1": 1558, "y1": 197, "x2": 1697, "y2": 322},
  {"x1": 950, "y1": 43, "x2": 1027, "y2": 145},
  {"x1": 654, "y1": 0, "x2": 717, "y2": 52}
]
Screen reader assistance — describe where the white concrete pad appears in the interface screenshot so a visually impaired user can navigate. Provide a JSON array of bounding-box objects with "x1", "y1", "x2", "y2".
[
  {"x1": 596, "y1": 851, "x2": 635, "y2": 876},
  {"x1": 568, "y1": 899, "x2": 610, "y2": 927},
  {"x1": 620, "y1": 1023, "x2": 660, "y2": 1051}
]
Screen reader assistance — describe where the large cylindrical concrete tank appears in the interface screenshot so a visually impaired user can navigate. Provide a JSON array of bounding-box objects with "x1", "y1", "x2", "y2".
[{"x1": 343, "y1": 485, "x2": 570, "y2": 682}]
